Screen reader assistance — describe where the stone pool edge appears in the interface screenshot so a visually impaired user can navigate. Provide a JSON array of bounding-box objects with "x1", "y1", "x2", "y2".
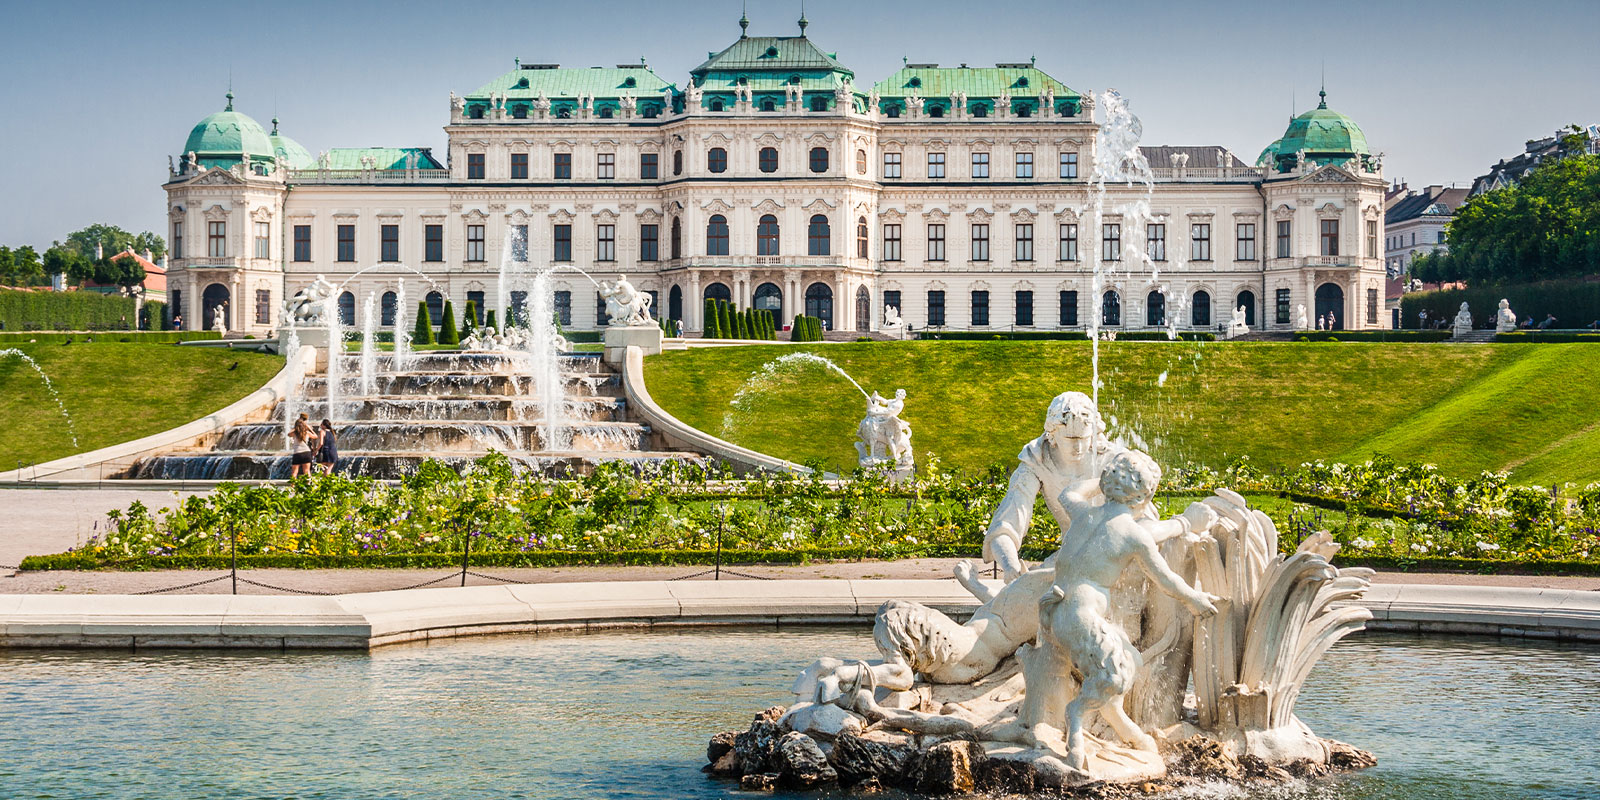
[{"x1": 0, "y1": 581, "x2": 1596, "y2": 650}]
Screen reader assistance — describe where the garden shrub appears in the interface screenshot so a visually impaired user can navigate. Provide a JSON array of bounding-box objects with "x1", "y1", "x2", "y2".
[
  {"x1": 0, "y1": 330, "x2": 221, "y2": 344},
  {"x1": 413, "y1": 301, "x2": 435, "y2": 345},
  {"x1": 438, "y1": 301, "x2": 459, "y2": 345},
  {"x1": 459, "y1": 300, "x2": 478, "y2": 339},
  {"x1": 0, "y1": 288, "x2": 143, "y2": 331}
]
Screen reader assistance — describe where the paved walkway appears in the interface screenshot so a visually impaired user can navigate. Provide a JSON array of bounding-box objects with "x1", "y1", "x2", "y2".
[{"x1": 0, "y1": 488, "x2": 209, "y2": 570}]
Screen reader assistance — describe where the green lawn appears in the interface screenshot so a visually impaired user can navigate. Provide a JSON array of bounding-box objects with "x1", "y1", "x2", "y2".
[
  {"x1": 0, "y1": 343, "x2": 283, "y2": 468},
  {"x1": 643, "y1": 341, "x2": 1600, "y2": 485}
]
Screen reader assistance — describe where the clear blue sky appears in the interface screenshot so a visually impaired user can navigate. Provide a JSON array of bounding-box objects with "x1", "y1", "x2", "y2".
[{"x1": 2, "y1": 0, "x2": 1595, "y2": 249}]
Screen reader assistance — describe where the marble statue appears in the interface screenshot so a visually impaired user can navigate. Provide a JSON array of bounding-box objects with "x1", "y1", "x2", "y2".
[
  {"x1": 1452, "y1": 301, "x2": 1473, "y2": 337},
  {"x1": 882, "y1": 304, "x2": 902, "y2": 328},
  {"x1": 1227, "y1": 305, "x2": 1250, "y2": 338},
  {"x1": 282, "y1": 274, "x2": 338, "y2": 326},
  {"x1": 1296, "y1": 303, "x2": 1309, "y2": 331},
  {"x1": 854, "y1": 390, "x2": 912, "y2": 474},
  {"x1": 210, "y1": 301, "x2": 227, "y2": 333},
  {"x1": 1495, "y1": 298, "x2": 1517, "y2": 333},
  {"x1": 184, "y1": 151, "x2": 199, "y2": 174},
  {"x1": 866, "y1": 88, "x2": 880, "y2": 114},
  {"x1": 599, "y1": 275, "x2": 653, "y2": 326}
]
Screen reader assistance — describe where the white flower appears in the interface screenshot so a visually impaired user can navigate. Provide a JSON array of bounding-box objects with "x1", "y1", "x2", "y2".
[
  {"x1": 1476, "y1": 541, "x2": 1501, "y2": 552},
  {"x1": 1411, "y1": 543, "x2": 1429, "y2": 553},
  {"x1": 1351, "y1": 537, "x2": 1375, "y2": 549}
]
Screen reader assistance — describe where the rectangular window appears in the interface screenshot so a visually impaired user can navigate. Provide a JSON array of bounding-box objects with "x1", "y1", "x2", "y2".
[
  {"x1": 336, "y1": 224, "x2": 355, "y2": 262},
  {"x1": 927, "y1": 152, "x2": 945, "y2": 179},
  {"x1": 1364, "y1": 220, "x2": 1376, "y2": 255},
  {"x1": 1276, "y1": 220, "x2": 1292, "y2": 258},
  {"x1": 971, "y1": 223, "x2": 990, "y2": 261},
  {"x1": 883, "y1": 290, "x2": 902, "y2": 318},
  {"x1": 1015, "y1": 152, "x2": 1034, "y2": 179},
  {"x1": 173, "y1": 221, "x2": 183, "y2": 260},
  {"x1": 553, "y1": 224, "x2": 571, "y2": 261},
  {"x1": 467, "y1": 153, "x2": 484, "y2": 180},
  {"x1": 882, "y1": 224, "x2": 902, "y2": 261},
  {"x1": 1059, "y1": 290, "x2": 1079, "y2": 326},
  {"x1": 465, "y1": 224, "x2": 486, "y2": 262},
  {"x1": 553, "y1": 152, "x2": 572, "y2": 180},
  {"x1": 595, "y1": 292, "x2": 608, "y2": 326},
  {"x1": 971, "y1": 290, "x2": 990, "y2": 326},
  {"x1": 596, "y1": 153, "x2": 615, "y2": 180},
  {"x1": 254, "y1": 221, "x2": 270, "y2": 259},
  {"x1": 1101, "y1": 223, "x2": 1121, "y2": 261},
  {"x1": 1059, "y1": 223, "x2": 1079, "y2": 261},
  {"x1": 1367, "y1": 288, "x2": 1379, "y2": 325},
  {"x1": 380, "y1": 224, "x2": 399, "y2": 262},
  {"x1": 1147, "y1": 224, "x2": 1166, "y2": 262},
  {"x1": 424, "y1": 224, "x2": 443, "y2": 262},
  {"x1": 639, "y1": 153, "x2": 658, "y2": 180},
  {"x1": 255, "y1": 289, "x2": 271, "y2": 325},
  {"x1": 207, "y1": 221, "x2": 226, "y2": 257},
  {"x1": 511, "y1": 224, "x2": 529, "y2": 261},
  {"x1": 927, "y1": 224, "x2": 946, "y2": 261},
  {"x1": 1059, "y1": 152, "x2": 1078, "y2": 179},
  {"x1": 927, "y1": 290, "x2": 946, "y2": 326},
  {"x1": 292, "y1": 224, "x2": 310, "y2": 262},
  {"x1": 1236, "y1": 223, "x2": 1257, "y2": 261},
  {"x1": 971, "y1": 152, "x2": 990, "y2": 178},
  {"x1": 640, "y1": 224, "x2": 659, "y2": 262},
  {"x1": 1016, "y1": 290, "x2": 1034, "y2": 326},
  {"x1": 1190, "y1": 223, "x2": 1211, "y2": 261},
  {"x1": 1436, "y1": 230, "x2": 1445, "y2": 245},
  {"x1": 510, "y1": 153, "x2": 528, "y2": 180},
  {"x1": 554, "y1": 291, "x2": 571, "y2": 327},
  {"x1": 596, "y1": 224, "x2": 615, "y2": 262},
  {"x1": 1015, "y1": 223, "x2": 1034, "y2": 261},
  {"x1": 1321, "y1": 220, "x2": 1340, "y2": 256},
  {"x1": 883, "y1": 152, "x2": 902, "y2": 179},
  {"x1": 1276, "y1": 288, "x2": 1291, "y2": 325}
]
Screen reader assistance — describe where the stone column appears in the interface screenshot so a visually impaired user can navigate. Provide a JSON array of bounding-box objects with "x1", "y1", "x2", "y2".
[
  {"x1": 835, "y1": 272, "x2": 849, "y2": 332},
  {"x1": 783, "y1": 269, "x2": 801, "y2": 324},
  {"x1": 733, "y1": 269, "x2": 751, "y2": 309},
  {"x1": 688, "y1": 270, "x2": 702, "y2": 331}
]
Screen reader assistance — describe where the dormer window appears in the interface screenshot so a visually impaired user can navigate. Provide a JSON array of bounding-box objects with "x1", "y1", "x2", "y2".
[
  {"x1": 788, "y1": 75, "x2": 801, "y2": 84},
  {"x1": 709, "y1": 98, "x2": 725, "y2": 112},
  {"x1": 761, "y1": 98, "x2": 776, "y2": 112},
  {"x1": 643, "y1": 104, "x2": 660, "y2": 118},
  {"x1": 556, "y1": 107, "x2": 571, "y2": 119},
  {"x1": 929, "y1": 105, "x2": 944, "y2": 118},
  {"x1": 623, "y1": 77, "x2": 636, "y2": 88},
  {"x1": 515, "y1": 77, "x2": 529, "y2": 89},
  {"x1": 810, "y1": 96, "x2": 827, "y2": 112},
  {"x1": 469, "y1": 105, "x2": 485, "y2": 119},
  {"x1": 599, "y1": 106, "x2": 614, "y2": 119},
  {"x1": 512, "y1": 104, "x2": 528, "y2": 119},
  {"x1": 972, "y1": 104, "x2": 988, "y2": 118},
  {"x1": 766, "y1": 46, "x2": 780, "y2": 57},
  {"x1": 737, "y1": 76, "x2": 748, "y2": 85},
  {"x1": 1015, "y1": 104, "x2": 1032, "y2": 118},
  {"x1": 885, "y1": 105, "x2": 901, "y2": 118},
  {"x1": 1017, "y1": 76, "x2": 1029, "y2": 88},
  {"x1": 909, "y1": 77, "x2": 922, "y2": 88}
]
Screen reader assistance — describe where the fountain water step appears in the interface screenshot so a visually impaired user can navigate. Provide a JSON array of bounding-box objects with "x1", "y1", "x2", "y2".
[
  {"x1": 334, "y1": 352, "x2": 601, "y2": 373},
  {"x1": 302, "y1": 372, "x2": 620, "y2": 399},
  {"x1": 212, "y1": 420, "x2": 649, "y2": 454},
  {"x1": 270, "y1": 396, "x2": 624, "y2": 422},
  {"x1": 127, "y1": 450, "x2": 701, "y2": 481}
]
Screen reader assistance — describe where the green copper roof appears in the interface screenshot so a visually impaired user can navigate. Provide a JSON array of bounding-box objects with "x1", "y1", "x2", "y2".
[
  {"x1": 871, "y1": 65, "x2": 1078, "y2": 100},
  {"x1": 321, "y1": 147, "x2": 443, "y2": 171},
  {"x1": 690, "y1": 34, "x2": 852, "y2": 78},
  {"x1": 1262, "y1": 91, "x2": 1370, "y2": 166},
  {"x1": 467, "y1": 65, "x2": 672, "y2": 99},
  {"x1": 268, "y1": 118, "x2": 315, "y2": 170},
  {"x1": 182, "y1": 93, "x2": 275, "y2": 164}
]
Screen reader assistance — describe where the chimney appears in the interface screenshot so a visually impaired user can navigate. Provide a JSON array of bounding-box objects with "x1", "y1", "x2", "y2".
[{"x1": 145, "y1": 249, "x2": 153, "y2": 263}]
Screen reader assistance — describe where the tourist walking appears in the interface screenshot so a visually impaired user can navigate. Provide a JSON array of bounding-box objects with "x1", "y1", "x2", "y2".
[
  {"x1": 316, "y1": 419, "x2": 338, "y2": 474},
  {"x1": 289, "y1": 417, "x2": 316, "y2": 478}
]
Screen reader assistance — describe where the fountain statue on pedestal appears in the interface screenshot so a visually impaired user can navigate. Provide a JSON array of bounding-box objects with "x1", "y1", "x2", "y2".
[
  {"x1": 854, "y1": 389, "x2": 912, "y2": 476},
  {"x1": 283, "y1": 275, "x2": 338, "y2": 326},
  {"x1": 599, "y1": 274, "x2": 653, "y2": 327},
  {"x1": 1226, "y1": 305, "x2": 1250, "y2": 339},
  {"x1": 1452, "y1": 301, "x2": 1474, "y2": 338},
  {"x1": 1495, "y1": 298, "x2": 1518, "y2": 333},
  {"x1": 880, "y1": 304, "x2": 905, "y2": 338}
]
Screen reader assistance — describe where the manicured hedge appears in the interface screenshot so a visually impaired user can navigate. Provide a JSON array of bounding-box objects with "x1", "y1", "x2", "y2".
[
  {"x1": 0, "y1": 330, "x2": 222, "y2": 344},
  {"x1": 1403, "y1": 277, "x2": 1600, "y2": 331},
  {"x1": 0, "y1": 288, "x2": 148, "y2": 331},
  {"x1": 1493, "y1": 331, "x2": 1600, "y2": 343},
  {"x1": 1296, "y1": 330, "x2": 1452, "y2": 342}
]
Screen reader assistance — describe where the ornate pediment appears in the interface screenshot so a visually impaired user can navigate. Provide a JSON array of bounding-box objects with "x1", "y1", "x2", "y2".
[
  {"x1": 703, "y1": 132, "x2": 733, "y2": 145},
  {"x1": 202, "y1": 204, "x2": 229, "y2": 220},
  {"x1": 966, "y1": 138, "x2": 994, "y2": 151},
  {"x1": 637, "y1": 207, "x2": 663, "y2": 222},
  {"x1": 1012, "y1": 208, "x2": 1037, "y2": 222},
  {"x1": 547, "y1": 208, "x2": 573, "y2": 223},
  {"x1": 752, "y1": 198, "x2": 784, "y2": 215},
  {"x1": 594, "y1": 208, "x2": 619, "y2": 222},
  {"x1": 702, "y1": 198, "x2": 734, "y2": 213},
  {"x1": 968, "y1": 207, "x2": 993, "y2": 221},
  {"x1": 803, "y1": 132, "x2": 835, "y2": 146},
  {"x1": 1316, "y1": 202, "x2": 1342, "y2": 215},
  {"x1": 802, "y1": 198, "x2": 837, "y2": 212},
  {"x1": 168, "y1": 205, "x2": 185, "y2": 219},
  {"x1": 1305, "y1": 167, "x2": 1354, "y2": 183},
  {"x1": 1272, "y1": 203, "x2": 1295, "y2": 218},
  {"x1": 925, "y1": 207, "x2": 949, "y2": 221},
  {"x1": 191, "y1": 168, "x2": 247, "y2": 187},
  {"x1": 972, "y1": 279, "x2": 991, "y2": 291},
  {"x1": 753, "y1": 131, "x2": 784, "y2": 146},
  {"x1": 879, "y1": 207, "x2": 906, "y2": 222}
]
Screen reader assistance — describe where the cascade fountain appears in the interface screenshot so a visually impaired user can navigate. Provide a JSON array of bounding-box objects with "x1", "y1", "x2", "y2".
[
  {"x1": 323, "y1": 293, "x2": 344, "y2": 423},
  {"x1": 0, "y1": 349, "x2": 79, "y2": 449},
  {"x1": 360, "y1": 291, "x2": 378, "y2": 397},
  {"x1": 393, "y1": 279, "x2": 411, "y2": 371}
]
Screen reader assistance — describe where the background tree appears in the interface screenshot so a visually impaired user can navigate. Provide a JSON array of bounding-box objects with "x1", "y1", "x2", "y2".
[
  {"x1": 63, "y1": 223, "x2": 167, "y2": 263},
  {"x1": 1440, "y1": 153, "x2": 1599, "y2": 284},
  {"x1": 43, "y1": 245, "x2": 91, "y2": 284},
  {"x1": 8, "y1": 246, "x2": 42, "y2": 285}
]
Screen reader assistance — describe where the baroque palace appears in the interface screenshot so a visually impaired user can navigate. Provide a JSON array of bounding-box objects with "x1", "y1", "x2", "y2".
[{"x1": 163, "y1": 16, "x2": 1387, "y2": 336}]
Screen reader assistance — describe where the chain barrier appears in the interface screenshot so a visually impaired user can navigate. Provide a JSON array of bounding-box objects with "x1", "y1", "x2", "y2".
[
  {"x1": 134, "y1": 573, "x2": 232, "y2": 595},
  {"x1": 462, "y1": 570, "x2": 525, "y2": 585},
  {"x1": 234, "y1": 577, "x2": 336, "y2": 596},
  {"x1": 668, "y1": 568, "x2": 772, "y2": 581}
]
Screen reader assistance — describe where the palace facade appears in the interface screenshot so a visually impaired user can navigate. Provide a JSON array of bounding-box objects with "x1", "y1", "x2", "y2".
[{"x1": 163, "y1": 18, "x2": 1389, "y2": 337}]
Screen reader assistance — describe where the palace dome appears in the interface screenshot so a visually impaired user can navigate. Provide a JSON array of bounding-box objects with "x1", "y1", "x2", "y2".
[
  {"x1": 181, "y1": 93, "x2": 276, "y2": 167},
  {"x1": 1260, "y1": 90, "x2": 1370, "y2": 168},
  {"x1": 268, "y1": 118, "x2": 315, "y2": 170}
]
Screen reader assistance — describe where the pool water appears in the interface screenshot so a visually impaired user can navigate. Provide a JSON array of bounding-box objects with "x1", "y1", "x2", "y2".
[{"x1": 1, "y1": 629, "x2": 1597, "y2": 799}]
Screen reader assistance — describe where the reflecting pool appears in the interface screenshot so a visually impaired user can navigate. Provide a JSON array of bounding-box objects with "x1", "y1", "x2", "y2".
[{"x1": 1, "y1": 630, "x2": 1596, "y2": 799}]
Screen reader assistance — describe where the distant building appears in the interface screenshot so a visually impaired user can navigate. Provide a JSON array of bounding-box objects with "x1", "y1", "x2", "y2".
[
  {"x1": 1470, "y1": 124, "x2": 1599, "y2": 196},
  {"x1": 1383, "y1": 183, "x2": 1468, "y2": 277}
]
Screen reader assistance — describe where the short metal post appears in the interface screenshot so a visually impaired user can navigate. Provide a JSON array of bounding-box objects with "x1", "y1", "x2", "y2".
[
  {"x1": 460, "y1": 523, "x2": 471, "y2": 587},
  {"x1": 230, "y1": 523, "x2": 238, "y2": 595}
]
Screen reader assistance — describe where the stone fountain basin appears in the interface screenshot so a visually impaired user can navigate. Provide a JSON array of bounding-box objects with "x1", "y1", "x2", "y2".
[
  {"x1": 215, "y1": 420, "x2": 648, "y2": 454},
  {"x1": 124, "y1": 448, "x2": 701, "y2": 480},
  {"x1": 270, "y1": 396, "x2": 624, "y2": 422}
]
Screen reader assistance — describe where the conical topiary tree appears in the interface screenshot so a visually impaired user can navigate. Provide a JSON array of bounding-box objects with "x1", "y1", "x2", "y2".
[
  {"x1": 703, "y1": 298, "x2": 719, "y2": 338},
  {"x1": 484, "y1": 309, "x2": 498, "y2": 333},
  {"x1": 414, "y1": 300, "x2": 435, "y2": 345},
  {"x1": 460, "y1": 300, "x2": 478, "y2": 339},
  {"x1": 791, "y1": 314, "x2": 805, "y2": 342},
  {"x1": 736, "y1": 308, "x2": 750, "y2": 339},
  {"x1": 720, "y1": 300, "x2": 735, "y2": 339},
  {"x1": 438, "y1": 300, "x2": 460, "y2": 345}
]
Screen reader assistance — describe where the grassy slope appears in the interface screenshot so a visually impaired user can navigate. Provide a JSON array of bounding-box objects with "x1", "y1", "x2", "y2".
[
  {"x1": 0, "y1": 343, "x2": 283, "y2": 467},
  {"x1": 644, "y1": 341, "x2": 1599, "y2": 483}
]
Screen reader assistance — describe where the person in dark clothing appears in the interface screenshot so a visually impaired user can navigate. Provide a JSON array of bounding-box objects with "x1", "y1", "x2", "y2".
[
  {"x1": 316, "y1": 419, "x2": 338, "y2": 474},
  {"x1": 1538, "y1": 314, "x2": 1558, "y2": 330}
]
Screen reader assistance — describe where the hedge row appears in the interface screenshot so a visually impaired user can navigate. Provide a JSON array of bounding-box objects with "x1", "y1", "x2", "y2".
[
  {"x1": 1402, "y1": 277, "x2": 1600, "y2": 331},
  {"x1": 790, "y1": 314, "x2": 825, "y2": 342},
  {"x1": 1296, "y1": 330, "x2": 1452, "y2": 342},
  {"x1": 0, "y1": 288, "x2": 149, "y2": 331},
  {"x1": 1494, "y1": 331, "x2": 1600, "y2": 343},
  {"x1": 0, "y1": 330, "x2": 222, "y2": 344}
]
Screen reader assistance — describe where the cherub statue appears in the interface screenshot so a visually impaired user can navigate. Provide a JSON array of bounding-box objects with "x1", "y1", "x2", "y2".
[
  {"x1": 866, "y1": 88, "x2": 880, "y2": 114},
  {"x1": 1452, "y1": 301, "x2": 1473, "y2": 336},
  {"x1": 599, "y1": 275, "x2": 653, "y2": 326},
  {"x1": 185, "y1": 151, "x2": 199, "y2": 174},
  {"x1": 1495, "y1": 298, "x2": 1517, "y2": 333}
]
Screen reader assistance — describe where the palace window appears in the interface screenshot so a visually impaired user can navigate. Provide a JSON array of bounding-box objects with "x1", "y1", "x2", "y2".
[
  {"x1": 1101, "y1": 223, "x2": 1121, "y2": 261},
  {"x1": 1102, "y1": 290, "x2": 1121, "y2": 326},
  {"x1": 640, "y1": 224, "x2": 659, "y2": 262},
  {"x1": 551, "y1": 224, "x2": 570, "y2": 262},
  {"x1": 467, "y1": 153, "x2": 484, "y2": 180},
  {"x1": 857, "y1": 149, "x2": 868, "y2": 174},
  {"x1": 1016, "y1": 290, "x2": 1034, "y2": 326},
  {"x1": 1191, "y1": 223, "x2": 1212, "y2": 261},
  {"x1": 927, "y1": 224, "x2": 946, "y2": 261},
  {"x1": 596, "y1": 153, "x2": 615, "y2": 180},
  {"x1": 809, "y1": 146, "x2": 829, "y2": 173},
  {"x1": 1276, "y1": 220, "x2": 1291, "y2": 258},
  {"x1": 1015, "y1": 223, "x2": 1034, "y2": 261},
  {"x1": 971, "y1": 152, "x2": 989, "y2": 179},
  {"x1": 1236, "y1": 223, "x2": 1257, "y2": 261},
  {"x1": 971, "y1": 223, "x2": 990, "y2": 261},
  {"x1": 255, "y1": 289, "x2": 271, "y2": 325},
  {"x1": 1059, "y1": 223, "x2": 1078, "y2": 261},
  {"x1": 640, "y1": 152, "x2": 658, "y2": 179},
  {"x1": 1276, "y1": 288, "x2": 1291, "y2": 324},
  {"x1": 928, "y1": 104, "x2": 945, "y2": 118},
  {"x1": 466, "y1": 291, "x2": 485, "y2": 324},
  {"x1": 207, "y1": 221, "x2": 226, "y2": 257},
  {"x1": 759, "y1": 147, "x2": 778, "y2": 173},
  {"x1": 1147, "y1": 291, "x2": 1166, "y2": 326},
  {"x1": 173, "y1": 221, "x2": 183, "y2": 260},
  {"x1": 808, "y1": 215, "x2": 831, "y2": 256},
  {"x1": 381, "y1": 224, "x2": 399, "y2": 262},
  {"x1": 510, "y1": 152, "x2": 528, "y2": 179},
  {"x1": 670, "y1": 218, "x2": 682, "y2": 258},
  {"x1": 466, "y1": 224, "x2": 486, "y2": 262},
  {"x1": 1367, "y1": 220, "x2": 1379, "y2": 257},
  {"x1": 1060, "y1": 290, "x2": 1079, "y2": 326},
  {"x1": 336, "y1": 224, "x2": 355, "y2": 262},
  {"x1": 971, "y1": 290, "x2": 990, "y2": 326},
  {"x1": 292, "y1": 224, "x2": 310, "y2": 262},
  {"x1": 1321, "y1": 219, "x2": 1339, "y2": 256},
  {"x1": 971, "y1": 104, "x2": 987, "y2": 118},
  {"x1": 883, "y1": 290, "x2": 902, "y2": 319},
  {"x1": 709, "y1": 99, "x2": 724, "y2": 112},
  {"x1": 511, "y1": 225, "x2": 528, "y2": 261},
  {"x1": 707, "y1": 147, "x2": 727, "y2": 174},
  {"x1": 810, "y1": 96, "x2": 828, "y2": 112},
  {"x1": 883, "y1": 152, "x2": 902, "y2": 178},
  {"x1": 553, "y1": 152, "x2": 572, "y2": 180},
  {"x1": 1194, "y1": 290, "x2": 1212, "y2": 326},
  {"x1": 927, "y1": 152, "x2": 945, "y2": 178},
  {"x1": 254, "y1": 221, "x2": 270, "y2": 259},
  {"x1": 856, "y1": 217, "x2": 869, "y2": 259},
  {"x1": 1015, "y1": 152, "x2": 1034, "y2": 179},
  {"x1": 1368, "y1": 288, "x2": 1379, "y2": 324},
  {"x1": 673, "y1": 151, "x2": 683, "y2": 175},
  {"x1": 1060, "y1": 152, "x2": 1078, "y2": 179},
  {"x1": 882, "y1": 223, "x2": 902, "y2": 261},
  {"x1": 1147, "y1": 224, "x2": 1166, "y2": 262},
  {"x1": 596, "y1": 224, "x2": 615, "y2": 262},
  {"x1": 552, "y1": 291, "x2": 569, "y2": 327},
  {"x1": 424, "y1": 225, "x2": 443, "y2": 262},
  {"x1": 757, "y1": 215, "x2": 780, "y2": 255},
  {"x1": 927, "y1": 290, "x2": 946, "y2": 326},
  {"x1": 760, "y1": 98, "x2": 776, "y2": 112},
  {"x1": 706, "y1": 215, "x2": 729, "y2": 255}
]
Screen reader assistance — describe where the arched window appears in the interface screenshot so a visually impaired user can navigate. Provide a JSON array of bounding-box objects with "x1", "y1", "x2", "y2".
[
  {"x1": 555, "y1": 107, "x2": 571, "y2": 119},
  {"x1": 709, "y1": 98, "x2": 725, "y2": 112},
  {"x1": 753, "y1": 283, "x2": 782, "y2": 314},
  {"x1": 1145, "y1": 291, "x2": 1165, "y2": 327},
  {"x1": 202, "y1": 283, "x2": 230, "y2": 331},
  {"x1": 425, "y1": 291, "x2": 444, "y2": 325},
  {"x1": 809, "y1": 147, "x2": 829, "y2": 173},
  {"x1": 761, "y1": 98, "x2": 776, "y2": 112},
  {"x1": 928, "y1": 104, "x2": 945, "y2": 118},
  {"x1": 706, "y1": 215, "x2": 729, "y2": 255},
  {"x1": 855, "y1": 286, "x2": 871, "y2": 332},
  {"x1": 642, "y1": 104, "x2": 660, "y2": 119},
  {"x1": 856, "y1": 149, "x2": 867, "y2": 174},
  {"x1": 512, "y1": 104, "x2": 528, "y2": 119},
  {"x1": 707, "y1": 147, "x2": 727, "y2": 173},
  {"x1": 381, "y1": 291, "x2": 397, "y2": 327},
  {"x1": 670, "y1": 218, "x2": 682, "y2": 259},
  {"x1": 1236, "y1": 290, "x2": 1257, "y2": 327},
  {"x1": 856, "y1": 217, "x2": 869, "y2": 259},
  {"x1": 598, "y1": 106, "x2": 614, "y2": 119},
  {"x1": 469, "y1": 106, "x2": 485, "y2": 119},
  {"x1": 668, "y1": 285, "x2": 683, "y2": 321},
  {"x1": 810, "y1": 96, "x2": 827, "y2": 112},
  {"x1": 805, "y1": 282, "x2": 834, "y2": 330},
  {"x1": 885, "y1": 105, "x2": 901, "y2": 118},
  {"x1": 808, "y1": 215, "x2": 831, "y2": 256},
  {"x1": 758, "y1": 215, "x2": 780, "y2": 256},
  {"x1": 1191, "y1": 290, "x2": 1211, "y2": 327},
  {"x1": 759, "y1": 147, "x2": 778, "y2": 173},
  {"x1": 1015, "y1": 104, "x2": 1032, "y2": 118},
  {"x1": 971, "y1": 104, "x2": 988, "y2": 118},
  {"x1": 672, "y1": 151, "x2": 683, "y2": 175},
  {"x1": 704, "y1": 282, "x2": 732, "y2": 304},
  {"x1": 1101, "y1": 290, "x2": 1121, "y2": 326}
]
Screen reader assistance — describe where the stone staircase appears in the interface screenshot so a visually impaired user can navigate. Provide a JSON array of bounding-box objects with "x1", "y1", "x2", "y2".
[{"x1": 1450, "y1": 329, "x2": 1498, "y2": 343}]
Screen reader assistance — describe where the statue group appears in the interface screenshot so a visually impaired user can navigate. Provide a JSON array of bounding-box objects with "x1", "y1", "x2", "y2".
[
  {"x1": 599, "y1": 275, "x2": 653, "y2": 327},
  {"x1": 854, "y1": 389, "x2": 913, "y2": 476},
  {"x1": 713, "y1": 391, "x2": 1375, "y2": 792}
]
